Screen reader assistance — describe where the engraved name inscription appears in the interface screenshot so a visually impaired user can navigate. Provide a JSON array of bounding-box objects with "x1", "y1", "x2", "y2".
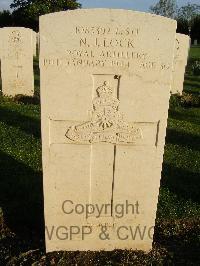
[
  {"x1": 65, "y1": 81, "x2": 142, "y2": 144},
  {"x1": 41, "y1": 24, "x2": 171, "y2": 71},
  {"x1": 80, "y1": 37, "x2": 135, "y2": 49},
  {"x1": 7, "y1": 30, "x2": 23, "y2": 59}
]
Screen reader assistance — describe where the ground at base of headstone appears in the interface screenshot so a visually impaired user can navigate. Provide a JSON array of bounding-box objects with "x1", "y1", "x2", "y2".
[{"x1": 1, "y1": 217, "x2": 200, "y2": 265}]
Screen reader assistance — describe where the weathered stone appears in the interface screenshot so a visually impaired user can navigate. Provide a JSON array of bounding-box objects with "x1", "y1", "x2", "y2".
[
  {"x1": 0, "y1": 27, "x2": 35, "y2": 96},
  {"x1": 171, "y1": 33, "x2": 190, "y2": 95},
  {"x1": 40, "y1": 9, "x2": 177, "y2": 252}
]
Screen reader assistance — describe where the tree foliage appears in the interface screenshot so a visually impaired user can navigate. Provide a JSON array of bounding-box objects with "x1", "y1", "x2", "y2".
[
  {"x1": 150, "y1": 0, "x2": 177, "y2": 18},
  {"x1": 10, "y1": 0, "x2": 81, "y2": 12},
  {"x1": 176, "y1": 14, "x2": 200, "y2": 43},
  {"x1": 0, "y1": 11, "x2": 13, "y2": 27},
  {"x1": 176, "y1": 18, "x2": 189, "y2": 35},
  {"x1": 150, "y1": 1, "x2": 200, "y2": 41},
  {"x1": 191, "y1": 15, "x2": 200, "y2": 41},
  {"x1": 10, "y1": 0, "x2": 81, "y2": 30},
  {"x1": 177, "y1": 3, "x2": 200, "y2": 32},
  {"x1": 178, "y1": 3, "x2": 200, "y2": 24}
]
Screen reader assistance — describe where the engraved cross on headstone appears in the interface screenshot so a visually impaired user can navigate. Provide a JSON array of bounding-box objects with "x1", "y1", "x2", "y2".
[
  {"x1": 50, "y1": 75, "x2": 158, "y2": 225},
  {"x1": 65, "y1": 76, "x2": 142, "y2": 221}
]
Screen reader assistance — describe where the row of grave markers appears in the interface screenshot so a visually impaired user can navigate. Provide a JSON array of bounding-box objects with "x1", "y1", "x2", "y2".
[
  {"x1": 0, "y1": 27, "x2": 189, "y2": 98},
  {"x1": 0, "y1": 27, "x2": 189, "y2": 96},
  {"x1": 1, "y1": 10, "x2": 190, "y2": 252}
]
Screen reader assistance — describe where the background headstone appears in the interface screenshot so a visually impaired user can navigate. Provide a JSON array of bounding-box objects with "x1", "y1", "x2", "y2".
[
  {"x1": 171, "y1": 33, "x2": 190, "y2": 95},
  {"x1": 0, "y1": 27, "x2": 35, "y2": 97},
  {"x1": 40, "y1": 9, "x2": 177, "y2": 252}
]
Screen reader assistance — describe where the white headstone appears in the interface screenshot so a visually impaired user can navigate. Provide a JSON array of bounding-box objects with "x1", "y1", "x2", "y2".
[
  {"x1": 171, "y1": 33, "x2": 190, "y2": 95},
  {"x1": 0, "y1": 27, "x2": 35, "y2": 97},
  {"x1": 40, "y1": 9, "x2": 177, "y2": 252}
]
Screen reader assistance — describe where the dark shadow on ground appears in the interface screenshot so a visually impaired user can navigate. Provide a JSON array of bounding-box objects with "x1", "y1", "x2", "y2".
[
  {"x1": 14, "y1": 94, "x2": 40, "y2": 105},
  {"x1": 166, "y1": 127, "x2": 200, "y2": 152},
  {"x1": 161, "y1": 163, "x2": 200, "y2": 204},
  {"x1": 34, "y1": 57, "x2": 40, "y2": 97},
  {"x1": 0, "y1": 150, "x2": 44, "y2": 246},
  {"x1": 154, "y1": 217, "x2": 200, "y2": 265},
  {"x1": 185, "y1": 75, "x2": 200, "y2": 82},
  {"x1": 184, "y1": 80, "x2": 200, "y2": 88},
  {"x1": 184, "y1": 87, "x2": 200, "y2": 94},
  {"x1": 168, "y1": 109, "x2": 200, "y2": 126},
  {"x1": 0, "y1": 105, "x2": 41, "y2": 139}
]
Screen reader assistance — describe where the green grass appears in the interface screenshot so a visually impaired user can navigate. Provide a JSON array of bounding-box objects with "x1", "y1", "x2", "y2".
[
  {"x1": 189, "y1": 45, "x2": 200, "y2": 59},
  {"x1": 0, "y1": 47, "x2": 200, "y2": 264},
  {"x1": 0, "y1": 97, "x2": 43, "y2": 240},
  {"x1": 158, "y1": 105, "x2": 200, "y2": 219},
  {"x1": 157, "y1": 47, "x2": 200, "y2": 219},
  {"x1": 34, "y1": 56, "x2": 40, "y2": 97}
]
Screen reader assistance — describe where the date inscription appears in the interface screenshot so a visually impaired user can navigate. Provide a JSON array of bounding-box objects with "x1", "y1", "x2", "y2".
[{"x1": 41, "y1": 25, "x2": 171, "y2": 71}]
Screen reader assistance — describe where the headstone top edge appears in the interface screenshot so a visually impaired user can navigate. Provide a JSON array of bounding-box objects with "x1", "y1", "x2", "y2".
[
  {"x1": 176, "y1": 32, "x2": 190, "y2": 41},
  {"x1": 176, "y1": 33, "x2": 189, "y2": 37},
  {"x1": 39, "y1": 9, "x2": 177, "y2": 25},
  {"x1": 0, "y1": 27, "x2": 34, "y2": 32}
]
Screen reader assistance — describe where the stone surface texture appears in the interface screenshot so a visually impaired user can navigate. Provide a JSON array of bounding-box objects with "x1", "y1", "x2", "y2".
[
  {"x1": 40, "y1": 9, "x2": 177, "y2": 252},
  {"x1": 171, "y1": 33, "x2": 190, "y2": 95},
  {"x1": 0, "y1": 27, "x2": 35, "y2": 96}
]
